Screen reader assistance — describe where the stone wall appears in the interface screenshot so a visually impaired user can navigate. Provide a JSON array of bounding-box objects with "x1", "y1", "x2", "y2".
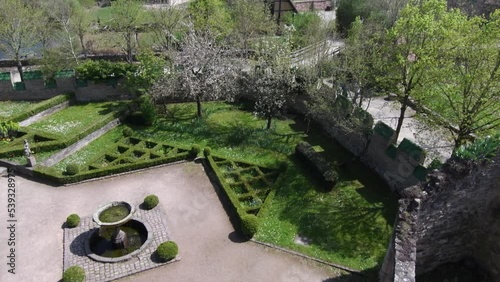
[
  {"x1": 381, "y1": 152, "x2": 500, "y2": 281},
  {"x1": 416, "y1": 154, "x2": 500, "y2": 279},
  {"x1": 0, "y1": 72, "x2": 131, "y2": 102},
  {"x1": 294, "y1": 94, "x2": 427, "y2": 194}
]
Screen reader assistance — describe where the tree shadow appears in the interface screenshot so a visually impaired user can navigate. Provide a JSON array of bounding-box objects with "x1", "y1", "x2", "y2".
[
  {"x1": 322, "y1": 266, "x2": 379, "y2": 281},
  {"x1": 69, "y1": 229, "x2": 94, "y2": 257}
]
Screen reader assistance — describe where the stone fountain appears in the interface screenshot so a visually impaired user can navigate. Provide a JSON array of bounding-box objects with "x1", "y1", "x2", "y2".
[
  {"x1": 92, "y1": 201, "x2": 135, "y2": 249},
  {"x1": 85, "y1": 201, "x2": 151, "y2": 262}
]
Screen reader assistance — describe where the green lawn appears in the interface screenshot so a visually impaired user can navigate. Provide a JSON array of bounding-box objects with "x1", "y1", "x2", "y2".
[
  {"x1": 53, "y1": 126, "x2": 125, "y2": 170},
  {"x1": 133, "y1": 102, "x2": 396, "y2": 270},
  {"x1": 49, "y1": 101, "x2": 396, "y2": 271},
  {"x1": 6, "y1": 149, "x2": 60, "y2": 166},
  {"x1": 27, "y1": 101, "x2": 127, "y2": 138},
  {"x1": 0, "y1": 101, "x2": 32, "y2": 119}
]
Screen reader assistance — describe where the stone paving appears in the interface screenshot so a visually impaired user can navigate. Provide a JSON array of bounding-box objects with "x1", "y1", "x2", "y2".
[{"x1": 63, "y1": 204, "x2": 176, "y2": 282}]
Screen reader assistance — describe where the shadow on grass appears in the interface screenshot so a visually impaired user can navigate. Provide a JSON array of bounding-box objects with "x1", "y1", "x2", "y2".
[{"x1": 278, "y1": 161, "x2": 394, "y2": 258}]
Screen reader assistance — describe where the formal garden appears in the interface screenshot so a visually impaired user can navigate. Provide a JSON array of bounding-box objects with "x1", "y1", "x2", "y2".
[{"x1": 0, "y1": 95, "x2": 397, "y2": 277}]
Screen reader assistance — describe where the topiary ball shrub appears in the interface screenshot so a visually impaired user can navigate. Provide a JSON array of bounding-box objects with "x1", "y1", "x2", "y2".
[
  {"x1": 65, "y1": 163, "x2": 80, "y2": 176},
  {"x1": 190, "y1": 145, "x2": 201, "y2": 158},
  {"x1": 122, "y1": 126, "x2": 133, "y2": 137},
  {"x1": 143, "y1": 194, "x2": 159, "y2": 210},
  {"x1": 203, "y1": 147, "x2": 211, "y2": 157},
  {"x1": 156, "y1": 241, "x2": 178, "y2": 262},
  {"x1": 240, "y1": 214, "x2": 259, "y2": 238},
  {"x1": 66, "y1": 214, "x2": 80, "y2": 228},
  {"x1": 63, "y1": 265, "x2": 85, "y2": 282}
]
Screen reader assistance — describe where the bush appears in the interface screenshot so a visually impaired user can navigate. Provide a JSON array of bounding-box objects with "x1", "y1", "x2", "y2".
[
  {"x1": 75, "y1": 60, "x2": 136, "y2": 81},
  {"x1": 63, "y1": 266, "x2": 85, "y2": 282},
  {"x1": 66, "y1": 214, "x2": 80, "y2": 228},
  {"x1": 428, "y1": 158, "x2": 443, "y2": 170},
  {"x1": 156, "y1": 241, "x2": 178, "y2": 262},
  {"x1": 139, "y1": 94, "x2": 157, "y2": 126},
  {"x1": 241, "y1": 214, "x2": 259, "y2": 238},
  {"x1": 122, "y1": 126, "x2": 133, "y2": 137},
  {"x1": 125, "y1": 111, "x2": 148, "y2": 125},
  {"x1": 295, "y1": 142, "x2": 338, "y2": 190},
  {"x1": 190, "y1": 145, "x2": 201, "y2": 158},
  {"x1": 65, "y1": 164, "x2": 80, "y2": 176},
  {"x1": 143, "y1": 194, "x2": 159, "y2": 210},
  {"x1": 453, "y1": 134, "x2": 500, "y2": 162},
  {"x1": 203, "y1": 146, "x2": 211, "y2": 157}
]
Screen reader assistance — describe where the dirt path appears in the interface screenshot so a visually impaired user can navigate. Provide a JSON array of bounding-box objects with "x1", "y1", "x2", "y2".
[{"x1": 0, "y1": 163, "x2": 348, "y2": 282}]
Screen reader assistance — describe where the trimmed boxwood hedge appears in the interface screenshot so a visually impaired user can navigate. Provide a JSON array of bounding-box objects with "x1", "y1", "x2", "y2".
[
  {"x1": 241, "y1": 214, "x2": 259, "y2": 238},
  {"x1": 156, "y1": 241, "x2": 178, "y2": 262},
  {"x1": 66, "y1": 214, "x2": 80, "y2": 228},
  {"x1": 63, "y1": 265, "x2": 85, "y2": 282},
  {"x1": 205, "y1": 154, "x2": 281, "y2": 235},
  {"x1": 295, "y1": 142, "x2": 338, "y2": 191},
  {"x1": 7, "y1": 94, "x2": 71, "y2": 122},
  {"x1": 34, "y1": 152, "x2": 188, "y2": 184},
  {"x1": 143, "y1": 194, "x2": 159, "y2": 210}
]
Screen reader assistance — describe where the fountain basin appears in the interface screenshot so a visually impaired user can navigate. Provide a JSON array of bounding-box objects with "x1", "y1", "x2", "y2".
[
  {"x1": 85, "y1": 219, "x2": 152, "y2": 263},
  {"x1": 93, "y1": 201, "x2": 135, "y2": 227}
]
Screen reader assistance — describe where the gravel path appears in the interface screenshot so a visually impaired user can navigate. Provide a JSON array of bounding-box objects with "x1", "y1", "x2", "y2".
[{"x1": 0, "y1": 162, "x2": 348, "y2": 282}]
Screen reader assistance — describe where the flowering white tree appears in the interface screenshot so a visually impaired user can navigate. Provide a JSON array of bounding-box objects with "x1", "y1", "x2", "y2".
[{"x1": 151, "y1": 27, "x2": 239, "y2": 118}]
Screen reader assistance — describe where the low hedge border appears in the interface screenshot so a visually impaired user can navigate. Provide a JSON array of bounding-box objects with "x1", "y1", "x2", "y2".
[
  {"x1": 0, "y1": 103, "x2": 128, "y2": 158},
  {"x1": 34, "y1": 152, "x2": 188, "y2": 184},
  {"x1": 7, "y1": 94, "x2": 71, "y2": 122},
  {"x1": 295, "y1": 142, "x2": 338, "y2": 191},
  {"x1": 34, "y1": 137, "x2": 192, "y2": 184},
  {"x1": 205, "y1": 154, "x2": 282, "y2": 234}
]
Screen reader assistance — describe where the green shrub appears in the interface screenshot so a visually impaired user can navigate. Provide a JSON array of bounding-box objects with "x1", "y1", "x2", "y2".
[
  {"x1": 203, "y1": 147, "x2": 211, "y2": 157},
  {"x1": 63, "y1": 265, "x2": 85, "y2": 282},
  {"x1": 75, "y1": 60, "x2": 136, "y2": 81},
  {"x1": 125, "y1": 111, "x2": 148, "y2": 125},
  {"x1": 140, "y1": 94, "x2": 157, "y2": 125},
  {"x1": 190, "y1": 145, "x2": 201, "y2": 158},
  {"x1": 295, "y1": 142, "x2": 338, "y2": 190},
  {"x1": 428, "y1": 158, "x2": 443, "y2": 170},
  {"x1": 122, "y1": 126, "x2": 133, "y2": 137},
  {"x1": 241, "y1": 214, "x2": 259, "y2": 238},
  {"x1": 453, "y1": 134, "x2": 500, "y2": 162},
  {"x1": 143, "y1": 194, "x2": 159, "y2": 210},
  {"x1": 66, "y1": 214, "x2": 80, "y2": 228},
  {"x1": 65, "y1": 163, "x2": 80, "y2": 176},
  {"x1": 156, "y1": 241, "x2": 178, "y2": 262}
]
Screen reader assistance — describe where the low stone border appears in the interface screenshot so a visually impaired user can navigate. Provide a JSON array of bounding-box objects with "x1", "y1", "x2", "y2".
[
  {"x1": 19, "y1": 100, "x2": 69, "y2": 126},
  {"x1": 249, "y1": 239, "x2": 363, "y2": 275},
  {"x1": 63, "y1": 204, "x2": 178, "y2": 282}
]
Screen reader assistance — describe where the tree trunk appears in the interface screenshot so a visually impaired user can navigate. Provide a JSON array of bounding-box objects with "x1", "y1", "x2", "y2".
[
  {"x1": 17, "y1": 59, "x2": 24, "y2": 82},
  {"x1": 266, "y1": 115, "x2": 272, "y2": 130},
  {"x1": 79, "y1": 34, "x2": 87, "y2": 59},
  {"x1": 393, "y1": 94, "x2": 409, "y2": 144},
  {"x1": 196, "y1": 95, "x2": 202, "y2": 118},
  {"x1": 127, "y1": 31, "x2": 133, "y2": 63}
]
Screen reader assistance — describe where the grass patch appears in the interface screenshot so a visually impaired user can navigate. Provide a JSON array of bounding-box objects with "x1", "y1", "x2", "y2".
[
  {"x1": 54, "y1": 126, "x2": 124, "y2": 170},
  {"x1": 5, "y1": 149, "x2": 59, "y2": 166},
  {"x1": 27, "y1": 101, "x2": 127, "y2": 138},
  {"x1": 0, "y1": 101, "x2": 32, "y2": 119}
]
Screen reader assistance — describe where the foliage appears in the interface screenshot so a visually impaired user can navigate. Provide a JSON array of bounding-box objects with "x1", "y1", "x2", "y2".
[
  {"x1": 336, "y1": 0, "x2": 369, "y2": 36},
  {"x1": 247, "y1": 36, "x2": 296, "y2": 129},
  {"x1": 295, "y1": 142, "x2": 339, "y2": 190},
  {"x1": 122, "y1": 126, "x2": 133, "y2": 137},
  {"x1": 150, "y1": 5, "x2": 187, "y2": 51},
  {"x1": 0, "y1": 0, "x2": 42, "y2": 81},
  {"x1": 453, "y1": 134, "x2": 500, "y2": 162},
  {"x1": 0, "y1": 121, "x2": 19, "y2": 140},
  {"x1": 203, "y1": 146, "x2": 212, "y2": 157},
  {"x1": 66, "y1": 214, "x2": 81, "y2": 228},
  {"x1": 106, "y1": 0, "x2": 146, "y2": 62},
  {"x1": 63, "y1": 266, "x2": 85, "y2": 282},
  {"x1": 425, "y1": 9, "x2": 500, "y2": 148},
  {"x1": 229, "y1": 0, "x2": 276, "y2": 55},
  {"x1": 139, "y1": 94, "x2": 157, "y2": 126},
  {"x1": 75, "y1": 60, "x2": 136, "y2": 81},
  {"x1": 126, "y1": 50, "x2": 167, "y2": 95},
  {"x1": 65, "y1": 163, "x2": 80, "y2": 176},
  {"x1": 188, "y1": 0, "x2": 233, "y2": 37},
  {"x1": 428, "y1": 158, "x2": 443, "y2": 170},
  {"x1": 151, "y1": 27, "x2": 239, "y2": 118},
  {"x1": 143, "y1": 194, "x2": 159, "y2": 210},
  {"x1": 38, "y1": 48, "x2": 76, "y2": 80},
  {"x1": 241, "y1": 214, "x2": 259, "y2": 238},
  {"x1": 156, "y1": 241, "x2": 178, "y2": 262},
  {"x1": 190, "y1": 145, "x2": 201, "y2": 158},
  {"x1": 283, "y1": 12, "x2": 323, "y2": 49}
]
